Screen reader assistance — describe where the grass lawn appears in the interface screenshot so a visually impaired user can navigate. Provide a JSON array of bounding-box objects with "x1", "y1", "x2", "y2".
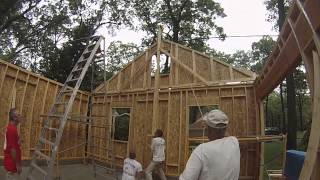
[
  {"x1": 263, "y1": 131, "x2": 306, "y2": 179},
  {"x1": 263, "y1": 142, "x2": 284, "y2": 179}
]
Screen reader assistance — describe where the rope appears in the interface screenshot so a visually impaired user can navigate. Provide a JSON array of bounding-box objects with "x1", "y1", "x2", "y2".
[{"x1": 190, "y1": 88, "x2": 206, "y2": 143}]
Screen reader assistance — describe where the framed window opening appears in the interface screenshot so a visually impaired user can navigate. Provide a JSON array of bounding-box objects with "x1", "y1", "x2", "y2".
[
  {"x1": 112, "y1": 108, "x2": 131, "y2": 142},
  {"x1": 188, "y1": 105, "x2": 219, "y2": 154},
  {"x1": 150, "y1": 54, "x2": 171, "y2": 77}
]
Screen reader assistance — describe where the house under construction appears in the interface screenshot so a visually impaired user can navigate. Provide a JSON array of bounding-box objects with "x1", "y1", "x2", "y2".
[{"x1": 0, "y1": 0, "x2": 319, "y2": 179}]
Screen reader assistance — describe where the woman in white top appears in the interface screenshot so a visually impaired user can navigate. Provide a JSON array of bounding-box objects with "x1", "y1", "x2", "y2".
[{"x1": 145, "y1": 129, "x2": 167, "y2": 180}]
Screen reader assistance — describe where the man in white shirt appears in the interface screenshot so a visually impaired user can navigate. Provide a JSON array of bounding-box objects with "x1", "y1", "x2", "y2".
[
  {"x1": 145, "y1": 129, "x2": 167, "y2": 180},
  {"x1": 180, "y1": 109, "x2": 240, "y2": 180},
  {"x1": 122, "y1": 151, "x2": 143, "y2": 180}
]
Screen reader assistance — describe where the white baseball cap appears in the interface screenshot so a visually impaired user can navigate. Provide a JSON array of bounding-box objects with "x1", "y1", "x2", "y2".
[{"x1": 202, "y1": 109, "x2": 229, "y2": 128}]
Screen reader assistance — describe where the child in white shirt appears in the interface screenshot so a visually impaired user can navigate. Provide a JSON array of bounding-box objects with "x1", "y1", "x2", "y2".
[{"x1": 122, "y1": 151, "x2": 143, "y2": 180}]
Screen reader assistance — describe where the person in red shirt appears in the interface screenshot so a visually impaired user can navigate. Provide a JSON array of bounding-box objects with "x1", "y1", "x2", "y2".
[{"x1": 3, "y1": 108, "x2": 22, "y2": 180}]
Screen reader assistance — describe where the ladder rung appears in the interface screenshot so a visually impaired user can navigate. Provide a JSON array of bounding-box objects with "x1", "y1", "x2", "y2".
[
  {"x1": 91, "y1": 135, "x2": 110, "y2": 139},
  {"x1": 67, "y1": 78, "x2": 79, "y2": 83},
  {"x1": 77, "y1": 58, "x2": 88, "y2": 64},
  {"x1": 91, "y1": 124, "x2": 111, "y2": 128},
  {"x1": 44, "y1": 125, "x2": 59, "y2": 131},
  {"x1": 60, "y1": 89, "x2": 73, "y2": 93},
  {"x1": 83, "y1": 51, "x2": 92, "y2": 58},
  {"x1": 94, "y1": 51, "x2": 104, "y2": 56},
  {"x1": 78, "y1": 56, "x2": 90, "y2": 62},
  {"x1": 87, "y1": 44, "x2": 96, "y2": 51},
  {"x1": 94, "y1": 59, "x2": 105, "y2": 63},
  {"x1": 70, "y1": 116, "x2": 107, "y2": 120},
  {"x1": 70, "y1": 115, "x2": 91, "y2": 119},
  {"x1": 67, "y1": 119, "x2": 90, "y2": 124},
  {"x1": 41, "y1": 114, "x2": 64, "y2": 118},
  {"x1": 31, "y1": 162, "x2": 47, "y2": 175},
  {"x1": 90, "y1": 145, "x2": 113, "y2": 151},
  {"x1": 91, "y1": 115, "x2": 108, "y2": 118},
  {"x1": 43, "y1": 114, "x2": 93, "y2": 121},
  {"x1": 39, "y1": 137, "x2": 55, "y2": 146},
  {"x1": 34, "y1": 150, "x2": 51, "y2": 161},
  {"x1": 54, "y1": 102, "x2": 68, "y2": 105},
  {"x1": 90, "y1": 36, "x2": 100, "y2": 41},
  {"x1": 72, "y1": 68, "x2": 83, "y2": 73}
]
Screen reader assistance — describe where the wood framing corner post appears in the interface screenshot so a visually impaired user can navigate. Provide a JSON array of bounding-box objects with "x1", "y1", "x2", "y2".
[
  {"x1": 258, "y1": 100, "x2": 265, "y2": 180},
  {"x1": 299, "y1": 51, "x2": 320, "y2": 180},
  {"x1": 152, "y1": 26, "x2": 162, "y2": 133}
]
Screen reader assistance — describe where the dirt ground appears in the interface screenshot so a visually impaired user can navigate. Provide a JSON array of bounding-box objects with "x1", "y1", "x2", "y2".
[{"x1": 0, "y1": 163, "x2": 178, "y2": 180}]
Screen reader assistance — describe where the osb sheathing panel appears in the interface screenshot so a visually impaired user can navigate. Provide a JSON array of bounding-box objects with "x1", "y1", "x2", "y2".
[
  {"x1": 58, "y1": 95, "x2": 88, "y2": 159},
  {"x1": 234, "y1": 69, "x2": 251, "y2": 79},
  {"x1": 107, "y1": 74, "x2": 118, "y2": 92},
  {"x1": 114, "y1": 141, "x2": 128, "y2": 166},
  {"x1": 142, "y1": 98, "x2": 153, "y2": 166},
  {"x1": 216, "y1": 62, "x2": 232, "y2": 80},
  {"x1": 132, "y1": 55, "x2": 146, "y2": 89},
  {"x1": 247, "y1": 88, "x2": 258, "y2": 135},
  {"x1": 98, "y1": 40, "x2": 254, "y2": 94},
  {"x1": 195, "y1": 53, "x2": 211, "y2": 82},
  {"x1": 132, "y1": 100, "x2": 146, "y2": 164},
  {"x1": 178, "y1": 47, "x2": 193, "y2": 84},
  {"x1": 0, "y1": 60, "x2": 89, "y2": 160},
  {"x1": 92, "y1": 85, "x2": 259, "y2": 178},
  {"x1": 120, "y1": 64, "x2": 132, "y2": 90},
  {"x1": 159, "y1": 75, "x2": 169, "y2": 87},
  {"x1": 89, "y1": 99, "x2": 107, "y2": 162}
]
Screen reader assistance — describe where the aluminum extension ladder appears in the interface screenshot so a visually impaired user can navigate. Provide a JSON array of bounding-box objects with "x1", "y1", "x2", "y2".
[{"x1": 25, "y1": 36, "x2": 115, "y2": 180}]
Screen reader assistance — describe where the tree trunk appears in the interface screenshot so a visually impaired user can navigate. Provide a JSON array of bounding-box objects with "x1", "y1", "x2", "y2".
[
  {"x1": 163, "y1": 55, "x2": 170, "y2": 73},
  {"x1": 265, "y1": 96, "x2": 269, "y2": 127},
  {"x1": 172, "y1": 21, "x2": 179, "y2": 43},
  {"x1": 167, "y1": 21, "x2": 179, "y2": 74},
  {"x1": 298, "y1": 93, "x2": 303, "y2": 130},
  {"x1": 277, "y1": 0, "x2": 297, "y2": 149},
  {"x1": 278, "y1": 0, "x2": 286, "y2": 134},
  {"x1": 270, "y1": 111, "x2": 275, "y2": 127},
  {"x1": 280, "y1": 83, "x2": 286, "y2": 133},
  {"x1": 286, "y1": 73, "x2": 297, "y2": 149},
  {"x1": 277, "y1": 0, "x2": 285, "y2": 30}
]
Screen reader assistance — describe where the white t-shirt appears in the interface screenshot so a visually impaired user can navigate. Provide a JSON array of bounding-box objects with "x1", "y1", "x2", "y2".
[
  {"x1": 122, "y1": 158, "x2": 143, "y2": 180},
  {"x1": 179, "y1": 136, "x2": 240, "y2": 180},
  {"x1": 151, "y1": 137, "x2": 166, "y2": 162}
]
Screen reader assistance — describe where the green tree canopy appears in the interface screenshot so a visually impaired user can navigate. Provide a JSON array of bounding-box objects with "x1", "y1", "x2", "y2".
[
  {"x1": 129, "y1": 0, "x2": 226, "y2": 52},
  {"x1": 106, "y1": 41, "x2": 142, "y2": 73},
  {"x1": 250, "y1": 35, "x2": 276, "y2": 73}
]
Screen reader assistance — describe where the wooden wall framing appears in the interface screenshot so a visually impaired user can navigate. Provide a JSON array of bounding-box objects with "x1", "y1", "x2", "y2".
[
  {"x1": 91, "y1": 85, "x2": 260, "y2": 179},
  {"x1": 0, "y1": 32, "x2": 260, "y2": 179},
  {"x1": 92, "y1": 39, "x2": 260, "y2": 178},
  {"x1": 0, "y1": 60, "x2": 89, "y2": 160},
  {"x1": 0, "y1": 0, "x2": 318, "y2": 179}
]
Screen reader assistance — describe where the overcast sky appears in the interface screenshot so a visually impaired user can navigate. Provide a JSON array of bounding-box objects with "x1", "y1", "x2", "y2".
[{"x1": 97, "y1": 0, "x2": 278, "y2": 54}]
